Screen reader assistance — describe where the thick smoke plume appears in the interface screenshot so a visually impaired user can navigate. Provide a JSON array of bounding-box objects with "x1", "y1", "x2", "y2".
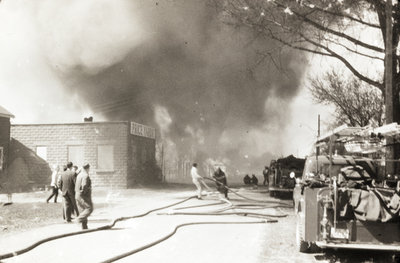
[{"x1": 0, "y1": 0, "x2": 308, "y2": 175}]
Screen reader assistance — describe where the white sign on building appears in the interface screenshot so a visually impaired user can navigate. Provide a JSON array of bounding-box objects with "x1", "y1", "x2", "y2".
[{"x1": 130, "y1": 122, "x2": 156, "y2": 139}]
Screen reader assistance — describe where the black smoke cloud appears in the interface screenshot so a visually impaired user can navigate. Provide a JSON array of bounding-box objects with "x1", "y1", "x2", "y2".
[{"x1": 55, "y1": 0, "x2": 307, "y2": 173}]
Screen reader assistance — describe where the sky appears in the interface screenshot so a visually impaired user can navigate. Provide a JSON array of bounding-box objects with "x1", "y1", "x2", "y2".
[{"x1": 0, "y1": 0, "x2": 343, "y2": 173}]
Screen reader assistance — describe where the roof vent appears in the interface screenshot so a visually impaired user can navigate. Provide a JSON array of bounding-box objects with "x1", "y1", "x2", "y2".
[{"x1": 84, "y1": 116, "x2": 93, "y2": 122}]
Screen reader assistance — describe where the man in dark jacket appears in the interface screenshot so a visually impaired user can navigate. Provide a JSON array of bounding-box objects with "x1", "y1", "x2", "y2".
[
  {"x1": 243, "y1": 174, "x2": 251, "y2": 185},
  {"x1": 58, "y1": 162, "x2": 79, "y2": 222},
  {"x1": 75, "y1": 163, "x2": 93, "y2": 229},
  {"x1": 251, "y1": 174, "x2": 259, "y2": 187},
  {"x1": 213, "y1": 167, "x2": 228, "y2": 199}
]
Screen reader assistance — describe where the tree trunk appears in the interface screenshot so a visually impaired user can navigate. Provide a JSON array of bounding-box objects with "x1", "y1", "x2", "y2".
[
  {"x1": 385, "y1": 0, "x2": 396, "y2": 176},
  {"x1": 392, "y1": 77, "x2": 400, "y2": 175}
]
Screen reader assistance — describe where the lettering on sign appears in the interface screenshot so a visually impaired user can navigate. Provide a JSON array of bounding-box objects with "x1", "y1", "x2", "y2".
[{"x1": 130, "y1": 122, "x2": 156, "y2": 139}]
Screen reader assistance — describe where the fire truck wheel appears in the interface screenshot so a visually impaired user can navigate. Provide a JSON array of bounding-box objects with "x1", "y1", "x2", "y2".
[
  {"x1": 269, "y1": 191, "x2": 275, "y2": 197},
  {"x1": 308, "y1": 242, "x2": 321, "y2": 253},
  {"x1": 296, "y1": 213, "x2": 309, "y2": 253}
]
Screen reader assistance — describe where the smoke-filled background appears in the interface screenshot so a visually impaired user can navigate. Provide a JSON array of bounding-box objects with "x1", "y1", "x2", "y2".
[{"x1": 0, "y1": 0, "x2": 327, "y2": 177}]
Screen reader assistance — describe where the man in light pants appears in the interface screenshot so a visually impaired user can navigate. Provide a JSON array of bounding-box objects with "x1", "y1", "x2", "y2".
[{"x1": 191, "y1": 163, "x2": 206, "y2": 199}]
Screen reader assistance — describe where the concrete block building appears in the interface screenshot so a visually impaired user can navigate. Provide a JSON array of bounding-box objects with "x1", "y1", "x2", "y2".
[
  {"x1": 8, "y1": 120, "x2": 157, "y2": 189},
  {"x1": 0, "y1": 106, "x2": 14, "y2": 182}
]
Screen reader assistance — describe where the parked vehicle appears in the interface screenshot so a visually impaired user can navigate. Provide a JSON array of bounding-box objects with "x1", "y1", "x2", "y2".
[
  {"x1": 293, "y1": 124, "x2": 400, "y2": 255},
  {"x1": 268, "y1": 155, "x2": 305, "y2": 197}
]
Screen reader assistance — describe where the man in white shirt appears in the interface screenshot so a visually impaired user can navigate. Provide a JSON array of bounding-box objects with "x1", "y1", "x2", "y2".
[
  {"x1": 191, "y1": 163, "x2": 205, "y2": 199},
  {"x1": 46, "y1": 165, "x2": 60, "y2": 203}
]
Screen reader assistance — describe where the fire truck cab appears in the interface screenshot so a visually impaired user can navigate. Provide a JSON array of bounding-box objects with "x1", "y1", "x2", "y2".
[{"x1": 294, "y1": 124, "x2": 400, "y2": 254}]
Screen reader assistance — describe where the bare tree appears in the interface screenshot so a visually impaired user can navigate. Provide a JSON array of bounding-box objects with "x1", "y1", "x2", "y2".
[
  {"x1": 213, "y1": 0, "x2": 400, "y2": 165},
  {"x1": 213, "y1": 0, "x2": 399, "y2": 121},
  {"x1": 309, "y1": 69, "x2": 384, "y2": 127}
]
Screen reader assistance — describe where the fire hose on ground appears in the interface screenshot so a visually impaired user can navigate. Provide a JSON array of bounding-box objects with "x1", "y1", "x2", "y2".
[
  {"x1": 101, "y1": 181, "x2": 290, "y2": 262},
  {"x1": 99, "y1": 220, "x2": 267, "y2": 263},
  {"x1": 0, "y1": 182, "x2": 292, "y2": 261},
  {"x1": 0, "y1": 196, "x2": 196, "y2": 260},
  {"x1": 203, "y1": 177, "x2": 292, "y2": 205},
  {"x1": 159, "y1": 211, "x2": 286, "y2": 219}
]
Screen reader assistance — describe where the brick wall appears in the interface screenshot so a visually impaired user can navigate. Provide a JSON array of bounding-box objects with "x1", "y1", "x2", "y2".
[
  {"x1": 10, "y1": 122, "x2": 130, "y2": 189},
  {"x1": 6, "y1": 138, "x2": 51, "y2": 192},
  {"x1": 0, "y1": 117, "x2": 10, "y2": 192}
]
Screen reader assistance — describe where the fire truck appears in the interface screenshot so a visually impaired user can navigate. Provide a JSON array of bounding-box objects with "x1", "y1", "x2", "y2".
[
  {"x1": 268, "y1": 155, "x2": 305, "y2": 197},
  {"x1": 293, "y1": 123, "x2": 400, "y2": 254}
]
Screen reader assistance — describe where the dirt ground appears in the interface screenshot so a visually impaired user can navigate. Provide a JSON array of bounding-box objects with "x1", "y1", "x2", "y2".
[{"x1": 0, "y1": 185, "x2": 396, "y2": 263}]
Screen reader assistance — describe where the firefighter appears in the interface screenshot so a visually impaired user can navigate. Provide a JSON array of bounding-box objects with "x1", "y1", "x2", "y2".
[
  {"x1": 263, "y1": 166, "x2": 269, "y2": 186},
  {"x1": 191, "y1": 163, "x2": 205, "y2": 199},
  {"x1": 243, "y1": 174, "x2": 251, "y2": 185},
  {"x1": 251, "y1": 174, "x2": 258, "y2": 188},
  {"x1": 213, "y1": 167, "x2": 228, "y2": 199}
]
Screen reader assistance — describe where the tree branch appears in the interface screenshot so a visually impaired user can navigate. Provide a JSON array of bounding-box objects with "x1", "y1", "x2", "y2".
[
  {"x1": 247, "y1": 14, "x2": 384, "y2": 89},
  {"x1": 323, "y1": 37, "x2": 384, "y2": 61},
  {"x1": 265, "y1": 28, "x2": 332, "y2": 56},
  {"x1": 298, "y1": 32, "x2": 384, "y2": 90},
  {"x1": 303, "y1": 2, "x2": 381, "y2": 29},
  {"x1": 272, "y1": 0, "x2": 385, "y2": 53}
]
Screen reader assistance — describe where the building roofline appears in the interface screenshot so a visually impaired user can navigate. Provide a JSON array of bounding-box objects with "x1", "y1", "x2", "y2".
[
  {"x1": 0, "y1": 113, "x2": 15, "y2": 118},
  {"x1": 11, "y1": 121, "x2": 132, "y2": 126},
  {"x1": 0, "y1": 105, "x2": 15, "y2": 118}
]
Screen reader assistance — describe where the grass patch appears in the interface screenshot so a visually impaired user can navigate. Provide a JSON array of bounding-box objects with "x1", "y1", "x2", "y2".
[
  {"x1": 0, "y1": 202, "x2": 108, "y2": 235},
  {"x1": 0, "y1": 185, "x2": 194, "y2": 236},
  {"x1": 0, "y1": 202, "x2": 63, "y2": 234}
]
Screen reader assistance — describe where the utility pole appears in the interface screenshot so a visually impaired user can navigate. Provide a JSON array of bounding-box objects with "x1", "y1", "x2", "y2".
[
  {"x1": 316, "y1": 114, "x2": 320, "y2": 155},
  {"x1": 385, "y1": 0, "x2": 394, "y2": 175},
  {"x1": 161, "y1": 143, "x2": 165, "y2": 182},
  {"x1": 316, "y1": 114, "x2": 320, "y2": 174}
]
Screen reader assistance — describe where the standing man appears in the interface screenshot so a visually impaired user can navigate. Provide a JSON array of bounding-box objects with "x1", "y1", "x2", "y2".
[
  {"x1": 46, "y1": 165, "x2": 59, "y2": 203},
  {"x1": 213, "y1": 167, "x2": 229, "y2": 200},
  {"x1": 72, "y1": 165, "x2": 79, "y2": 176},
  {"x1": 263, "y1": 166, "x2": 269, "y2": 186},
  {"x1": 191, "y1": 163, "x2": 205, "y2": 200},
  {"x1": 75, "y1": 163, "x2": 93, "y2": 230},
  {"x1": 58, "y1": 162, "x2": 79, "y2": 222}
]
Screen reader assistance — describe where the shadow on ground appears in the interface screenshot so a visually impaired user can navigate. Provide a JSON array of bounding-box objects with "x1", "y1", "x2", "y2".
[{"x1": 314, "y1": 249, "x2": 400, "y2": 263}]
